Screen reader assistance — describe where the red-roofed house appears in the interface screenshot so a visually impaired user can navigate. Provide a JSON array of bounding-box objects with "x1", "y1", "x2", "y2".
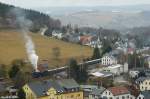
[
  {"x1": 79, "y1": 35, "x2": 94, "y2": 45},
  {"x1": 101, "y1": 86, "x2": 135, "y2": 99}
]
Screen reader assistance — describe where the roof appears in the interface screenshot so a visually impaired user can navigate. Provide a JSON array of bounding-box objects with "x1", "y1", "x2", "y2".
[
  {"x1": 56, "y1": 79, "x2": 80, "y2": 89},
  {"x1": 28, "y1": 80, "x2": 64, "y2": 97},
  {"x1": 90, "y1": 87, "x2": 106, "y2": 96},
  {"x1": 27, "y1": 79, "x2": 80, "y2": 97},
  {"x1": 135, "y1": 77, "x2": 150, "y2": 83},
  {"x1": 141, "y1": 91, "x2": 150, "y2": 99},
  {"x1": 108, "y1": 86, "x2": 130, "y2": 96},
  {"x1": 90, "y1": 71, "x2": 113, "y2": 77},
  {"x1": 107, "y1": 64, "x2": 123, "y2": 69},
  {"x1": 80, "y1": 85, "x2": 98, "y2": 90},
  {"x1": 0, "y1": 84, "x2": 6, "y2": 92},
  {"x1": 103, "y1": 54, "x2": 117, "y2": 61}
]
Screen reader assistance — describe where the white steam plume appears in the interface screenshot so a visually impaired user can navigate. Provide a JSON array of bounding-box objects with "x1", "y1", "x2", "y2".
[
  {"x1": 23, "y1": 31, "x2": 39, "y2": 71},
  {"x1": 12, "y1": 8, "x2": 39, "y2": 71}
]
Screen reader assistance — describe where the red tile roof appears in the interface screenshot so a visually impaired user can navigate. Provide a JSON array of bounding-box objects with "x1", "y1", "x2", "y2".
[{"x1": 108, "y1": 86, "x2": 130, "y2": 96}]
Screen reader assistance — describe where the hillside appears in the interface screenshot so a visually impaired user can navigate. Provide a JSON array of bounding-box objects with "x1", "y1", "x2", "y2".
[
  {"x1": 54, "y1": 10, "x2": 150, "y2": 30},
  {"x1": 0, "y1": 30, "x2": 92, "y2": 68},
  {"x1": 0, "y1": 2, "x2": 61, "y2": 32}
]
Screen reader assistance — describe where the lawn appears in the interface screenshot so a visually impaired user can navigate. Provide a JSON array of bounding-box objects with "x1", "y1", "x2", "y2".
[{"x1": 0, "y1": 29, "x2": 93, "y2": 68}]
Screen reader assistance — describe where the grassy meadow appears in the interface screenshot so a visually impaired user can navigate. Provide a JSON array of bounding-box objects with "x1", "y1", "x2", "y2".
[{"x1": 0, "y1": 29, "x2": 93, "y2": 69}]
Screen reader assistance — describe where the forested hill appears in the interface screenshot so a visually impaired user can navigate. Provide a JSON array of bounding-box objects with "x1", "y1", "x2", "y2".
[{"x1": 0, "y1": 2, "x2": 61, "y2": 32}]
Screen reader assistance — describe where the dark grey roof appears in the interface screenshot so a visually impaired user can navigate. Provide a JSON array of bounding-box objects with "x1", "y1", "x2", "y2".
[
  {"x1": 56, "y1": 79, "x2": 80, "y2": 89},
  {"x1": 27, "y1": 79, "x2": 80, "y2": 97},
  {"x1": 0, "y1": 84, "x2": 6, "y2": 92},
  {"x1": 28, "y1": 80, "x2": 64, "y2": 97},
  {"x1": 141, "y1": 91, "x2": 150, "y2": 99},
  {"x1": 135, "y1": 77, "x2": 150, "y2": 83},
  {"x1": 90, "y1": 87, "x2": 106, "y2": 96}
]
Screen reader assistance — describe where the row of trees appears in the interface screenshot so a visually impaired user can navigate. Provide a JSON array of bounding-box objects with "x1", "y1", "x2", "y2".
[
  {"x1": 128, "y1": 52, "x2": 148, "y2": 69},
  {"x1": 68, "y1": 58, "x2": 88, "y2": 83},
  {"x1": 0, "y1": 59, "x2": 31, "y2": 98},
  {"x1": 0, "y1": 2, "x2": 61, "y2": 32}
]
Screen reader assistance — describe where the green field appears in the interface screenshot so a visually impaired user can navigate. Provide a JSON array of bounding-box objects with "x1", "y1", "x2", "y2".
[{"x1": 0, "y1": 29, "x2": 93, "y2": 68}]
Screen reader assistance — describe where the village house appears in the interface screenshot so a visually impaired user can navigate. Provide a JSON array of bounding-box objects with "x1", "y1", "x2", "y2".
[
  {"x1": 79, "y1": 35, "x2": 94, "y2": 46},
  {"x1": 80, "y1": 85, "x2": 98, "y2": 99},
  {"x1": 101, "y1": 54, "x2": 118, "y2": 66},
  {"x1": 23, "y1": 79, "x2": 83, "y2": 99},
  {"x1": 135, "y1": 77, "x2": 150, "y2": 91},
  {"x1": 89, "y1": 87, "x2": 106, "y2": 99},
  {"x1": 52, "y1": 30, "x2": 63, "y2": 39},
  {"x1": 102, "y1": 63, "x2": 128, "y2": 75},
  {"x1": 101, "y1": 86, "x2": 135, "y2": 99},
  {"x1": 137, "y1": 91, "x2": 150, "y2": 99}
]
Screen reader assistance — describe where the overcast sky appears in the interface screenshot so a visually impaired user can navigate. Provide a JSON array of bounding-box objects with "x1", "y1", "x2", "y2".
[{"x1": 0, "y1": 0, "x2": 150, "y2": 8}]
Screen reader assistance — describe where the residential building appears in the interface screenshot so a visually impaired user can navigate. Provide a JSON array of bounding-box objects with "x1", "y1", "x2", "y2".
[
  {"x1": 101, "y1": 86, "x2": 135, "y2": 99},
  {"x1": 79, "y1": 35, "x2": 94, "y2": 46},
  {"x1": 90, "y1": 71, "x2": 113, "y2": 78},
  {"x1": 102, "y1": 64, "x2": 128, "y2": 75},
  {"x1": 89, "y1": 87, "x2": 106, "y2": 99},
  {"x1": 137, "y1": 91, "x2": 150, "y2": 99},
  {"x1": 129, "y1": 70, "x2": 140, "y2": 78},
  {"x1": 101, "y1": 54, "x2": 118, "y2": 66},
  {"x1": 52, "y1": 30, "x2": 63, "y2": 39},
  {"x1": 23, "y1": 79, "x2": 83, "y2": 99},
  {"x1": 135, "y1": 77, "x2": 150, "y2": 91},
  {"x1": 80, "y1": 85, "x2": 98, "y2": 99}
]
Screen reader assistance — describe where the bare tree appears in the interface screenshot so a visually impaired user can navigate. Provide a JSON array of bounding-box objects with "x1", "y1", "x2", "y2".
[{"x1": 52, "y1": 47, "x2": 61, "y2": 61}]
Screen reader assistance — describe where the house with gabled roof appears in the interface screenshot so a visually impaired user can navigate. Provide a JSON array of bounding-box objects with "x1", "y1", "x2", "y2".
[
  {"x1": 135, "y1": 77, "x2": 150, "y2": 91},
  {"x1": 137, "y1": 91, "x2": 150, "y2": 99},
  {"x1": 101, "y1": 54, "x2": 118, "y2": 66},
  {"x1": 101, "y1": 86, "x2": 135, "y2": 99},
  {"x1": 23, "y1": 79, "x2": 83, "y2": 99},
  {"x1": 89, "y1": 87, "x2": 106, "y2": 99}
]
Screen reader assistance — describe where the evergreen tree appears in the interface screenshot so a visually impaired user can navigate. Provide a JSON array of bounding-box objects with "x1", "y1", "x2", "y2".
[
  {"x1": 8, "y1": 64, "x2": 20, "y2": 79},
  {"x1": 8, "y1": 59, "x2": 24, "y2": 79},
  {"x1": 18, "y1": 88, "x2": 26, "y2": 99},
  {"x1": 0, "y1": 64, "x2": 7, "y2": 78},
  {"x1": 92, "y1": 46, "x2": 101, "y2": 59},
  {"x1": 68, "y1": 58, "x2": 80, "y2": 81},
  {"x1": 68, "y1": 58, "x2": 88, "y2": 83}
]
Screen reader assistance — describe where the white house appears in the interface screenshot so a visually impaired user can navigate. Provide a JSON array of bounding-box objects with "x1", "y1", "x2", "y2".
[
  {"x1": 102, "y1": 63, "x2": 128, "y2": 75},
  {"x1": 101, "y1": 54, "x2": 118, "y2": 66},
  {"x1": 137, "y1": 91, "x2": 150, "y2": 99},
  {"x1": 129, "y1": 70, "x2": 140, "y2": 78},
  {"x1": 101, "y1": 86, "x2": 135, "y2": 99},
  {"x1": 52, "y1": 30, "x2": 63, "y2": 39},
  {"x1": 135, "y1": 77, "x2": 150, "y2": 91}
]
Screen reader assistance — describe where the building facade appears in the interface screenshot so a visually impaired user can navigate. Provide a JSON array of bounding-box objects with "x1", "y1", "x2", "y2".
[
  {"x1": 135, "y1": 77, "x2": 150, "y2": 91},
  {"x1": 101, "y1": 54, "x2": 117, "y2": 66},
  {"x1": 23, "y1": 79, "x2": 83, "y2": 99},
  {"x1": 101, "y1": 86, "x2": 135, "y2": 99}
]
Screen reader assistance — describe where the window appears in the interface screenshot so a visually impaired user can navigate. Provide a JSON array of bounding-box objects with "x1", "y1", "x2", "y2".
[
  {"x1": 142, "y1": 86, "x2": 144, "y2": 89},
  {"x1": 122, "y1": 96, "x2": 125, "y2": 99},
  {"x1": 109, "y1": 97, "x2": 112, "y2": 99},
  {"x1": 127, "y1": 95, "x2": 129, "y2": 98},
  {"x1": 145, "y1": 82, "x2": 147, "y2": 85},
  {"x1": 106, "y1": 92, "x2": 107, "y2": 95},
  {"x1": 78, "y1": 94, "x2": 80, "y2": 97}
]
